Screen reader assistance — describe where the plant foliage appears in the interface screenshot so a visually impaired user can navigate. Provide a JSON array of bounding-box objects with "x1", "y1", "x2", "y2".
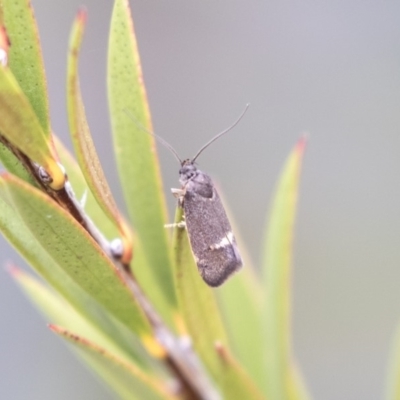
[{"x1": 0, "y1": 1, "x2": 320, "y2": 399}]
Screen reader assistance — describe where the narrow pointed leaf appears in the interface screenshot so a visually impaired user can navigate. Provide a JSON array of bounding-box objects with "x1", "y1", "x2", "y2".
[
  {"x1": 385, "y1": 322, "x2": 400, "y2": 400},
  {"x1": 0, "y1": 67, "x2": 64, "y2": 189},
  {"x1": 67, "y1": 9, "x2": 132, "y2": 260},
  {"x1": 2, "y1": 0, "x2": 50, "y2": 135},
  {"x1": 215, "y1": 192, "x2": 265, "y2": 392},
  {"x1": 10, "y1": 267, "x2": 138, "y2": 364},
  {"x1": 215, "y1": 343, "x2": 265, "y2": 400},
  {"x1": 54, "y1": 135, "x2": 119, "y2": 241},
  {"x1": 50, "y1": 325, "x2": 175, "y2": 400},
  {"x1": 54, "y1": 136, "x2": 154, "y2": 312},
  {"x1": 0, "y1": 192, "x2": 150, "y2": 366},
  {"x1": 263, "y1": 137, "x2": 309, "y2": 400},
  {"x1": 288, "y1": 363, "x2": 312, "y2": 400},
  {"x1": 0, "y1": 173, "x2": 151, "y2": 337},
  {"x1": 217, "y1": 270, "x2": 264, "y2": 392},
  {"x1": 171, "y1": 206, "x2": 229, "y2": 381},
  {"x1": 108, "y1": 0, "x2": 176, "y2": 319}
]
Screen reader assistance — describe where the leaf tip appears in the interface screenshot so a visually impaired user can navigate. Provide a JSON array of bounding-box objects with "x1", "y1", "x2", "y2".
[
  {"x1": 76, "y1": 6, "x2": 88, "y2": 24},
  {"x1": 295, "y1": 133, "x2": 308, "y2": 156},
  {"x1": 48, "y1": 323, "x2": 56, "y2": 331},
  {"x1": 5, "y1": 263, "x2": 22, "y2": 278}
]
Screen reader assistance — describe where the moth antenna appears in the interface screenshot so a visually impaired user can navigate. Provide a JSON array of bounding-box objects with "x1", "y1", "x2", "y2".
[
  {"x1": 191, "y1": 103, "x2": 250, "y2": 163},
  {"x1": 123, "y1": 109, "x2": 182, "y2": 164}
]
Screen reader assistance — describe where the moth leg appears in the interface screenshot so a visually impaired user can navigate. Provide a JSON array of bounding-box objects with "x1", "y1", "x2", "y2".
[
  {"x1": 171, "y1": 187, "x2": 186, "y2": 207},
  {"x1": 171, "y1": 187, "x2": 185, "y2": 198}
]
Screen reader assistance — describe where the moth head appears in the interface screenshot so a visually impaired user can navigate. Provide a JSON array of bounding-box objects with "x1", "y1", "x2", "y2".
[{"x1": 179, "y1": 159, "x2": 198, "y2": 184}]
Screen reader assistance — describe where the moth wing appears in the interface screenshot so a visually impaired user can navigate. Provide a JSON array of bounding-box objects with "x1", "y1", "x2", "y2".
[{"x1": 183, "y1": 180, "x2": 242, "y2": 287}]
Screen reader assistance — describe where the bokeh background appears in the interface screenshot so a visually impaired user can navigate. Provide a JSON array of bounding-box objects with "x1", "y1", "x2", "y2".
[{"x1": 1, "y1": 1, "x2": 400, "y2": 399}]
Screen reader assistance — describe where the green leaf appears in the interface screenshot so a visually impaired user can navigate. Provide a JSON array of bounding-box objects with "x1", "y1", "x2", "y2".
[
  {"x1": 214, "y1": 192, "x2": 265, "y2": 393},
  {"x1": 287, "y1": 364, "x2": 312, "y2": 400},
  {"x1": 67, "y1": 8, "x2": 132, "y2": 260},
  {"x1": 385, "y1": 322, "x2": 400, "y2": 400},
  {"x1": 107, "y1": 0, "x2": 176, "y2": 322},
  {"x1": 0, "y1": 140, "x2": 36, "y2": 185},
  {"x1": 217, "y1": 261, "x2": 264, "y2": 392},
  {"x1": 0, "y1": 66, "x2": 64, "y2": 189},
  {"x1": 10, "y1": 267, "x2": 136, "y2": 364},
  {"x1": 171, "y1": 207, "x2": 229, "y2": 383},
  {"x1": 0, "y1": 173, "x2": 151, "y2": 337},
  {"x1": 55, "y1": 137, "x2": 154, "y2": 330},
  {"x1": 0, "y1": 191, "x2": 151, "y2": 367},
  {"x1": 53, "y1": 135, "x2": 119, "y2": 241},
  {"x1": 2, "y1": 0, "x2": 50, "y2": 135},
  {"x1": 50, "y1": 325, "x2": 175, "y2": 400},
  {"x1": 262, "y1": 137, "x2": 310, "y2": 400},
  {"x1": 215, "y1": 343, "x2": 265, "y2": 400}
]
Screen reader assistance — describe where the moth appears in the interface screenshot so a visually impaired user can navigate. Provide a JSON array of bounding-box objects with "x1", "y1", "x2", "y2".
[{"x1": 157, "y1": 105, "x2": 249, "y2": 287}]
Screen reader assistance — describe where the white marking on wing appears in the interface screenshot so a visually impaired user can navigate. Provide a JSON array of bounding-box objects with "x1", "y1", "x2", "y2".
[{"x1": 211, "y1": 231, "x2": 234, "y2": 250}]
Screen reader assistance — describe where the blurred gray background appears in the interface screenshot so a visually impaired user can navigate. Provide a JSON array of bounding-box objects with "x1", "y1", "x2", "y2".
[{"x1": 1, "y1": 0, "x2": 400, "y2": 399}]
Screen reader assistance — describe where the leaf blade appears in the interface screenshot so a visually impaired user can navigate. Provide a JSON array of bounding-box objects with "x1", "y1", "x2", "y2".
[
  {"x1": 10, "y1": 267, "x2": 135, "y2": 363},
  {"x1": 107, "y1": 0, "x2": 176, "y2": 320},
  {"x1": 262, "y1": 137, "x2": 310, "y2": 400},
  {"x1": 2, "y1": 0, "x2": 50, "y2": 135},
  {"x1": 53, "y1": 135, "x2": 119, "y2": 241},
  {"x1": 215, "y1": 343, "x2": 265, "y2": 400},
  {"x1": 67, "y1": 8, "x2": 132, "y2": 259},
  {"x1": 0, "y1": 67, "x2": 64, "y2": 189},
  {"x1": 0, "y1": 191, "x2": 151, "y2": 367},
  {"x1": 214, "y1": 192, "x2": 265, "y2": 392},
  {"x1": 51, "y1": 325, "x2": 175, "y2": 400},
  {"x1": 171, "y1": 207, "x2": 229, "y2": 383},
  {"x1": 385, "y1": 322, "x2": 400, "y2": 400},
  {"x1": 0, "y1": 173, "x2": 151, "y2": 337},
  {"x1": 217, "y1": 269, "x2": 264, "y2": 391}
]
